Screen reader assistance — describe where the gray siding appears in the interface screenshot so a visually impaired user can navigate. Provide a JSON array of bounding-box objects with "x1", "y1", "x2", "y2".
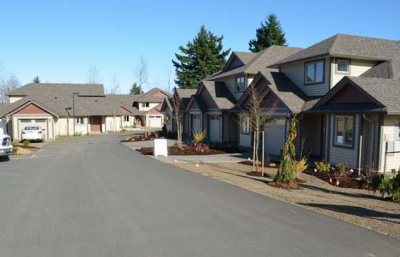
[
  {"x1": 281, "y1": 57, "x2": 330, "y2": 96},
  {"x1": 300, "y1": 114, "x2": 322, "y2": 156}
]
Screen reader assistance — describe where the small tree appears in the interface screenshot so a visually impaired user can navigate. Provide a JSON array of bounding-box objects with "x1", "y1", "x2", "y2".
[
  {"x1": 249, "y1": 13, "x2": 287, "y2": 53},
  {"x1": 274, "y1": 115, "x2": 298, "y2": 184},
  {"x1": 130, "y1": 83, "x2": 143, "y2": 95},
  {"x1": 171, "y1": 89, "x2": 183, "y2": 147},
  {"x1": 32, "y1": 76, "x2": 41, "y2": 83},
  {"x1": 134, "y1": 56, "x2": 148, "y2": 90},
  {"x1": 240, "y1": 85, "x2": 275, "y2": 173}
]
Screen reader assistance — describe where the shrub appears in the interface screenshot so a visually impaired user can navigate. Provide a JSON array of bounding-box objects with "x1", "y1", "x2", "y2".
[
  {"x1": 368, "y1": 173, "x2": 383, "y2": 191},
  {"x1": 192, "y1": 131, "x2": 206, "y2": 144},
  {"x1": 293, "y1": 158, "x2": 308, "y2": 175},
  {"x1": 11, "y1": 141, "x2": 18, "y2": 148},
  {"x1": 12, "y1": 147, "x2": 19, "y2": 154},
  {"x1": 377, "y1": 174, "x2": 400, "y2": 201},
  {"x1": 336, "y1": 163, "x2": 346, "y2": 176},
  {"x1": 315, "y1": 161, "x2": 331, "y2": 173},
  {"x1": 22, "y1": 140, "x2": 30, "y2": 147},
  {"x1": 194, "y1": 143, "x2": 209, "y2": 154}
]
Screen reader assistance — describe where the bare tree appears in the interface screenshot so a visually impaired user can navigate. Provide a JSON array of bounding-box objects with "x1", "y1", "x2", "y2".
[
  {"x1": 239, "y1": 84, "x2": 276, "y2": 174},
  {"x1": 86, "y1": 65, "x2": 101, "y2": 84},
  {"x1": 164, "y1": 65, "x2": 174, "y2": 93},
  {"x1": 107, "y1": 75, "x2": 120, "y2": 94},
  {"x1": 170, "y1": 88, "x2": 183, "y2": 147},
  {"x1": 134, "y1": 56, "x2": 148, "y2": 90},
  {"x1": 0, "y1": 67, "x2": 21, "y2": 103}
]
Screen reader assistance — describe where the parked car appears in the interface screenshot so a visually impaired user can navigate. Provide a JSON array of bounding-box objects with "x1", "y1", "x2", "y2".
[
  {"x1": 0, "y1": 134, "x2": 13, "y2": 158},
  {"x1": 21, "y1": 126, "x2": 45, "y2": 142}
]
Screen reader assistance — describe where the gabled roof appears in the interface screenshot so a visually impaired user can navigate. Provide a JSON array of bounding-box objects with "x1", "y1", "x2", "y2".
[
  {"x1": 105, "y1": 94, "x2": 145, "y2": 115},
  {"x1": 175, "y1": 88, "x2": 197, "y2": 109},
  {"x1": 0, "y1": 97, "x2": 60, "y2": 118},
  {"x1": 200, "y1": 81, "x2": 237, "y2": 110},
  {"x1": 135, "y1": 88, "x2": 171, "y2": 103},
  {"x1": 209, "y1": 46, "x2": 302, "y2": 80},
  {"x1": 236, "y1": 69, "x2": 308, "y2": 113},
  {"x1": 311, "y1": 76, "x2": 400, "y2": 114},
  {"x1": 185, "y1": 95, "x2": 207, "y2": 113},
  {"x1": 272, "y1": 34, "x2": 400, "y2": 66}
]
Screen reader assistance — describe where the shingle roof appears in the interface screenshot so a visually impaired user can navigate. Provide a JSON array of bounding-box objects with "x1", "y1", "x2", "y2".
[
  {"x1": 7, "y1": 83, "x2": 105, "y2": 97},
  {"x1": 135, "y1": 88, "x2": 171, "y2": 103},
  {"x1": 105, "y1": 94, "x2": 145, "y2": 115},
  {"x1": 272, "y1": 34, "x2": 400, "y2": 66},
  {"x1": 175, "y1": 88, "x2": 196, "y2": 109},
  {"x1": 201, "y1": 81, "x2": 237, "y2": 110},
  {"x1": 209, "y1": 46, "x2": 303, "y2": 80},
  {"x1": 346, "y1": 77, "x2": 400, "y2": 114},
  {"x1": 233, "y1": 51, "x2": 257, "y2": 65}
]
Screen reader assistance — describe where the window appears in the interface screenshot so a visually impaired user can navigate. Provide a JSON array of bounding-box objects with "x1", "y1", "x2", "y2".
[
  {"x1": 165, "y1": 114, "x2": 171, "y2": 124},
  {"x1": 395, "y1": 120, "x2": 400, "y2": 141},
  {"x1": 142, "y1": 103, "x2": 149, "y2": 108},
  {"x1": 334, "y1": 115, "x2": 354, "y2": 147},
  {"x1": 305, "y1": 60, "x2": 324, "y2": 84},
  {"x1": 336, "y1": 59, "x2": 350, "y2": 74},
  {"x1": 124, "y1": 116, "x2": 130, "y2": 122},
  {"x1": 236, "y1": 76, "x2": 245, "y2": 92},
  {"x1": 76, "y1": 117, "x2": 84, "y2": 125},
  {"x1": 241, "y1": 116, "x2": 250, "y2": 134}
]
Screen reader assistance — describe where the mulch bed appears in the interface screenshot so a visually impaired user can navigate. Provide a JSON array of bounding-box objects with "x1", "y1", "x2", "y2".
[
  {"x1": 137, "y1": 146, "x2": 227, "y2": 156},
  {"x1": 17, "y1": 145, "x2": 38, "y2": 149},
  {"x1": 304, "y1": 168, "x2": 368, "y2": 189},
  {"x1": 239, "y1": 160, "x2": 279, "y2": 168},
  {"x1": 121, "y1": 135, "x2": 160, "y2": 142},
  {"x1": 246, "y1": 171, "x2": 272, "y2": 178},
  {"x1": 270, "y1": 182, "x2": 302, "y2": 190}
]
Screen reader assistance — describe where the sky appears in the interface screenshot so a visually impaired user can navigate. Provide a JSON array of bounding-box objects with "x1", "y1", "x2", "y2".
[{"x1": 0, "y1": 0, "x2": 399, "y2": 93}]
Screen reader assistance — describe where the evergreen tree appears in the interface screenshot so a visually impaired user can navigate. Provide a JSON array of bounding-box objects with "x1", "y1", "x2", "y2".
[
  {"x1": 32, "y1": 76, "x2": 41, "y2": 83},
  {"x1": 130, "y1": 82, "x2": 143, "y2": 95},
  {"x1": 274, "y1": 115, "x2": 298, "y2": 184},
  {"x1": 172, "y1": 25, "x2": 230, "y2": 89},
  {"x1": 249, "y1": 13, "x2": 287, "y2": 52}
]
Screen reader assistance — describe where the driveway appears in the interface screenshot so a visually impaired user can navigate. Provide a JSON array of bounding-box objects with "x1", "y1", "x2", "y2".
[{"x1": 0, "y1": 134, "x2": 399, "y2": 257}]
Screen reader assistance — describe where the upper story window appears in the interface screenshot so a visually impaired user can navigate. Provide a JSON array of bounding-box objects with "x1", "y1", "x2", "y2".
[
  {"x1": 336, "y1": 59, "x2": 350, "y2": 74},
  {"x1": 236, "y1": 76, "x2": 245, "y2": 92},
  {"x1": 334, "y1": 115, "x2": 354, "y2": 148},
  {"x1": 305, "y1": 60, "x2": 324, "y2": 84},
  {"x1": 76, "y1": 117, "x2": 84, "y2": 125},
  {"x1": 142, "y1": 103, "x2": 149, "y2": 108}
]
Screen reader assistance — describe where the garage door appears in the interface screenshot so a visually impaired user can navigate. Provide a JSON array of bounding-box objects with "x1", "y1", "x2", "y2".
[
  {"x1": 209, "y1": 115, "x2": 220, "y2": 142},
  {"x1": 264, "y1": 118, "x2": 286, "y2": 157},
  {"x1": 148, "y1": 116, "x2": 162, "y2": 128},
  {"x1": 19, "y1": 119, "x2": 48, "y2": 139},
  {"x1": 192, "y1": 114, "x2": 201, "y2": 133}
]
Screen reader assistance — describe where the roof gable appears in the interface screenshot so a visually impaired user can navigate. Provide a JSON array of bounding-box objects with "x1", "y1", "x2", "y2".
[{"x1": 15, "y1": 103, "x2": 50, "y2": 115}]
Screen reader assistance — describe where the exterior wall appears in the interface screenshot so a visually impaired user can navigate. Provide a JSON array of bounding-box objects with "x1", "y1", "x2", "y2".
[
  {"x1": 299, "y1": 114, "x2": 322, "y2": 156},
  {"x1": 9, "y1": 96, "x2": 23, "y2": 103},
  {"x1": 121, "y1": 116, "x2": 135, "y2": 128},
  {"x1": 164, "y1": 109, "x2": 173, "y2": 132},
  {"x1": 281, "y1": 57, "x2": 330, "y2": 96},
  {"x1": 139, "y1": 102, "x2": 159, "y2": 111},
  {"x1": 55, "y1": 117, "x2": 75, "y2": 136},
  {"x1": 361, "y1": 114, "x2": 380, "y2": 170},
  {"x1": 328, "y1": 114, "x2": 360, "y2": 168},
  {"x1": 379, "y1": 115, "x2": 400, "y2": 173},
  {"x1": 219, "y1": 74, "x2": 254, "y2": 101},
  {"x1": 331, "y1": 58, "x2": 376, "y2": 87},
  {"x1": 74, "y1": 117, "x2": 89, "y2": 135},
  {"x1": 12, "y1": 114, "x2": 55, "y2": 140}
]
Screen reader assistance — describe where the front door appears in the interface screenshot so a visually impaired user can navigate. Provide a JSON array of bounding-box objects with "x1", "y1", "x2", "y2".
[{"x1": 91, "y1": 116, "x2": 102, "y2": 132}]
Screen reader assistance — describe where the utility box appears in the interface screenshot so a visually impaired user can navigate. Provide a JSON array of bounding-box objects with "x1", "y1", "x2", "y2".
[{"x1": 154, "y1": 139, "x2": 168, "y2": 157}]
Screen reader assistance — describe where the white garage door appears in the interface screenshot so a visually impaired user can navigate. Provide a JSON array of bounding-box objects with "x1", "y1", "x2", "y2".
[
  {"x1": 192, "y1": 114, "x2": 201, "y2": 133},
  {"x1": 19, "y1": 119, "x2": 48, "y2": 139},
  {"x1": 148, "y1": 116, "x2": 162, "y2": 128},
  {"x1": 209, "y1": 115, "x2": 220, "y2": 142},
  {"x1": 265, "y1": 118, "x2": 286, "y2": 157}
]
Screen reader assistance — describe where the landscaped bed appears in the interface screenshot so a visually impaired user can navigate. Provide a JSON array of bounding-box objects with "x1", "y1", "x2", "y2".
[
  {"x1": 121, "y1": 135, "x2": 158, "y2": 142},
  {"x1": 304, "y1": 168, "x2": 368, "y2": 189},
  {"x1": 137, "y1": 145, "x2": 227, "y2": 155}
]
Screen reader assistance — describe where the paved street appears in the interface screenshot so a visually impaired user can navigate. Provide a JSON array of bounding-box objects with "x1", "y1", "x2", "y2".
[{"x1": 0, "y1": 134, "x2": 399, "y2": 257}]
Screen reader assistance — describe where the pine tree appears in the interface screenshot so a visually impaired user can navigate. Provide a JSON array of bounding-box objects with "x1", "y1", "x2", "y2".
[
  {"x1": 172, "y1": 25, "x2": 230, "y2": 89},
  {"x1": 32, "y1": 76, "x2": 41, "y2": 83},
  {"x1": 249, "y1": 13, "x2": 287, "y2": 53},
  {"x1": 274, "y1": 115, "x2": 298, "y2": 184},
  {"x1": 130, "y1": 82, "x2": 143, "y2": 95}
]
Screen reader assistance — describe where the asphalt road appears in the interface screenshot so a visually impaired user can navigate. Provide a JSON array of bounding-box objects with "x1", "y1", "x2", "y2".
[{"x1": 0, "y1": 134, "x2": 399, "y2": 257}]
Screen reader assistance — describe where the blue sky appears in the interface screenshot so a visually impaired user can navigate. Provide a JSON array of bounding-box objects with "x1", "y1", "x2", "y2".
[{"x1": 0, "y1": 0, "x2": 399, "y2": 93}]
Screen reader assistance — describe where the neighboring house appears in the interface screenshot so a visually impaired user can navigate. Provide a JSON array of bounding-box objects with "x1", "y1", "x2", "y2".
[
  {"x1": 176, "y1": 34, "x2": 400, "y2": 173},
  {"x1": 0, "y1": 83, "x2": 171, "y2": 140},
  {"x1": 160, "y1": 88, "x2": 196, "y2": 134}
]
